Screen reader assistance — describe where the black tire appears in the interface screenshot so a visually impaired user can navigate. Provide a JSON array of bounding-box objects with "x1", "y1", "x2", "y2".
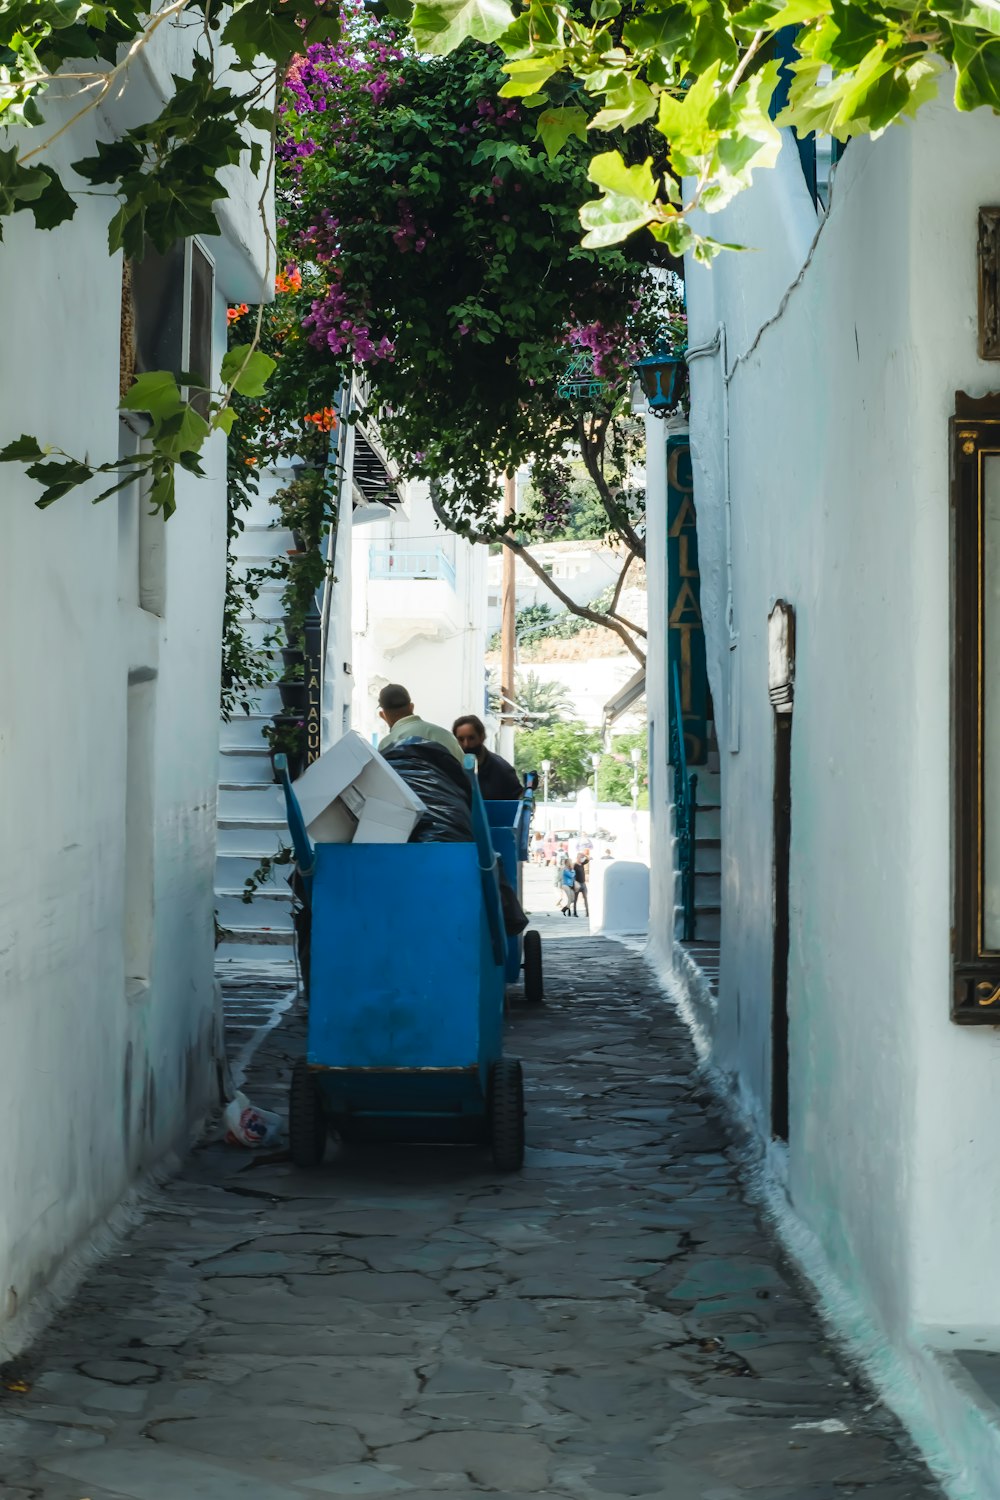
[
  {"x1": 289, "y1": 1057, "x2": 326, "y2": 1168},
  {"x1": 522, "y1": 929, "x2": 543, "y2": 1005},
  {"x1": 489, "y1": 1057, "x2": 525, "y2": 1172}
]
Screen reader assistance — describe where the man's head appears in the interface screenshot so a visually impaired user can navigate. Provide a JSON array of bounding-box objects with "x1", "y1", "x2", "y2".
[
  {"x1": 453, "y1": 714, "x2": 487, "y2": 759},
  {"x1": 379, "y1": 683, "x2": 414, "y2": 728}
]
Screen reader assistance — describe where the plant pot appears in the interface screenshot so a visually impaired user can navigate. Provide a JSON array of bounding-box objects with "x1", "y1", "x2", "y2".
[
  {"x1": 270, "y1": 747, "x2": 305, "y2": 783},
  {"x1": 279, "y1": 681, "x2": 307, "y2": 712},
  {"x1": 281, "y1": 647, "x2": 305, "y2": 671}
]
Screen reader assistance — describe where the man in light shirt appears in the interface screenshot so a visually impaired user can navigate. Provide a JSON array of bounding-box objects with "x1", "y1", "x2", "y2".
[{"x1": 377, "y1": 683, "x2": 463, "y2": 761}]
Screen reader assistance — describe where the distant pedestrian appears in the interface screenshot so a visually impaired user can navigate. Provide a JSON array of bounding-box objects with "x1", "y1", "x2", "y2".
[
  {"x1": 572, "y1": 855, "x2": 590, "y2": 918},
  {"x1": 558, "y1": 857, "x2": 575, "y2": 916}
]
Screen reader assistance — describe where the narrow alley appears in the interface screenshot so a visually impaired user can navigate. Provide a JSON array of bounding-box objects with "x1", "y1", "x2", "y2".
[{"x1": 1, "y1": 893, "x2": 940, "y2": 1500}]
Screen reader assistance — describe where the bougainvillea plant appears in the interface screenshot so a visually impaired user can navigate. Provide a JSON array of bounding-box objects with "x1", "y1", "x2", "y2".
[{"x1": 219, "y1": 12, "x2": 682, "y2": 659}]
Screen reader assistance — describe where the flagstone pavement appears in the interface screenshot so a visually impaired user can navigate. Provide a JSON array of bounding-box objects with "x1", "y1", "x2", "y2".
[{"x1": 0, "y1": 890, "x2": 942, "y2": 1500}]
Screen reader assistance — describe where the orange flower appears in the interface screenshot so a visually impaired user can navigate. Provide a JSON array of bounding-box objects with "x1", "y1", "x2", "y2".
[
  {"x1": 227, "y1": 302, "x2": 249, "y2": 324},
  {"x1": 275, "y1": 267, "x2": 303, "y2": 294},
  {"x1": 304, "y1": 407, "x2": 338, "y2": 432}
]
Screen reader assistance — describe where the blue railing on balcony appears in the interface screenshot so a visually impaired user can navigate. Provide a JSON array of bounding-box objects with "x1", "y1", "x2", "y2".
[{"x1": 369, "y1": 547, "x2": 456, "y2": 589}]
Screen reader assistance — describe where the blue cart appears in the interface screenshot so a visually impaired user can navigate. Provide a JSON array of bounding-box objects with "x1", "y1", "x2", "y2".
[
  {"x1": 485, "y1": 772, "x2": 543, "y2": 1004},
  {"x1": 276, "y1": 753, "x2": 525, "y2": 1172}
]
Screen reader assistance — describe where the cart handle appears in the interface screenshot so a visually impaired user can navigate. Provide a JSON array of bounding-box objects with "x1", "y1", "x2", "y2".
[
  {"x1": 466, "y1": 754, "x2": 507, "y2": 967},
  {"x1": 274, "y1": 753, "x2": 315, "y2": 894}
]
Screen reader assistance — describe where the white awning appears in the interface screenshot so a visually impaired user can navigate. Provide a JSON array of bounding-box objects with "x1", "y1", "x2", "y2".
[{"x1": 602, "y1": 666, "x2": 646, "y2": 730}]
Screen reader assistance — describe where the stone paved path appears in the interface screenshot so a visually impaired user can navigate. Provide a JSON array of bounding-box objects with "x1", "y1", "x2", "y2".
[{"x1": 0, "y1": 902, "x2": 941, "y2": 1499}]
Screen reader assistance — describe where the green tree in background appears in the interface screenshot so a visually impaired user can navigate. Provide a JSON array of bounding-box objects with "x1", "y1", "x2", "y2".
[
  {"x1": 596, "y1": 731, "x2": 649, "y2": 809},
  {"x1": 515, "y1": 721, "x2": 601, "y2": 796},
  {"x1": 515, "y1": 671, "x2": 572, "y2": 726}
]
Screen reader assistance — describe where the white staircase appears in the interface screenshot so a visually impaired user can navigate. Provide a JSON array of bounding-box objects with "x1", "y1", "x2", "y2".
[
  {"x1": 215, "y1": 470, "x2": 297, "y2": 975},
  {"x1": 675, "y1": 725, "x2": 722, "y2": 997}
]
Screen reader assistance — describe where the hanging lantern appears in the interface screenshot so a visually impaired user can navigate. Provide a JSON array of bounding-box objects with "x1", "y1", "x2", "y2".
[{"x1": 633, "y1": 346, "x2": 685, "y2": 416}]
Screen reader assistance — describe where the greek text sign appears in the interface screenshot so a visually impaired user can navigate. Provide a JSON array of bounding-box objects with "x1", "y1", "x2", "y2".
[{"x1": 667, "y1": 436, "x2": 707, "y2": 765}]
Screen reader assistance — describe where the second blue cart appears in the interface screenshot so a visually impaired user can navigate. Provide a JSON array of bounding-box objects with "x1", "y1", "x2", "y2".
[{"x1": 484, "y1": 770, "x2": 543, "y2": 1004}]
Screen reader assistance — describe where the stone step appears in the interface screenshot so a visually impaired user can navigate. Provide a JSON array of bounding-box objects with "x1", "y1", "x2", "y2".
[
  {"x1": 692, "y1": 806, "x2": 720, "y2": 839},
  {"x1": 695, "y1": 839, "x2": 721, "y2": 875},
  {"x1": 216, "y1": 852, "x2": 293, "y2": 889},
  {"x1": 242, "y1": 618, "x2": 286, "y2": 649},
  {"x1": 216, "y1": 923, "x2": 296, "y2": 947},
  {"x1": 216, "y1": 823, "x2": 289, "y2": 856},
  {"x1": 219, "y1": 747, "x2": 274, "y2": 785},
  {"x1": 218, "y1": 785, "x2": 286, "y2": 820},
  {"x1": 693, "y1": 905, "x2": 721, "y2": 943},
  {"x1": 219, "y1": 713, "x2": 273, "y2": 750},
  {"x1": 694, "y1": 871, "x2": 721, "y2": 904},
  {"x1": 216, "y1": 891, "x2": 294, "y2": 932},
  {"x1": 690, "y1": 767, "x2": 721, "y2": 801},
  {"x1": 216, "y1": 936, "x2": 297, "y2": 968}
]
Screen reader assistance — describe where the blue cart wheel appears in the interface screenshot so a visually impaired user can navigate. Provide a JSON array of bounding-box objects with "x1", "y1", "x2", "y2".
[
  {"x1": 289, "y1": 1057, "x2": 326, "y2": 1169},
  {"x1": 489, "y1": 1057, "x2": 525, "y2": 1172},
  {"x1": 522, "y1": 929, "x2": 543, "y2": 1005}
]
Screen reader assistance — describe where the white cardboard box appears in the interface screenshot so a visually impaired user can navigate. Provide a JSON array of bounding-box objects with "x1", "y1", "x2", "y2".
[{"x1": 292, "y1": 731, "x2": 425, "y2": 844}]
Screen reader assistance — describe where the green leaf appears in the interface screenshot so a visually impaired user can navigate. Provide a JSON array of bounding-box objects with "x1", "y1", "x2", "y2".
[
  {"x1": 25, "y1": 457, "x2": 94, "y2": 507},
  {"x1": 410, "y1": 0, "x2": 514, "y2": 54},
  {"x1": 587, "y1": 149, "x2": 657, "y2": 203},
  {"x1": 953, "y1": 23, "x2": 1000, "y2": 109},
  {"x1": 121, "y1": 370, "x2": 184, "y2": 419},
  {"x1": 221, "y1": 346, "x2": 276, "y2": 398},
  {"x1": 656, "y1": 65, "x2": 722, "y2": 160},
  {"x1": 0, "y1": 434, "x2": 45, "y2": 462},
  {"x1": 155, "y1": 405, "x2": 211, "y2": 462},
  {"x1": 499, "y1": 56, "x2": 562, "y2": 97},
  {"x1": 28, "y1": 167, "x2": 75, "y2": 230},
  {"x1": 213, "y1": 407, "x2": 238, "y2": 436},
  {"x1": 222, "y1": 0, "x2": 301, "y2": 65},
  {"x1": 536, "y1": 105, "x2": 588, "y2": 160},
  {"x1": 590, "y1": 77, "x2": 657, "y2": 131},
  {"x1": 578, "y1": 194, "x2": 654, "y2": 246},
  {"x1": 148, "y1": 465, "x2": 176, "y2": 518}
]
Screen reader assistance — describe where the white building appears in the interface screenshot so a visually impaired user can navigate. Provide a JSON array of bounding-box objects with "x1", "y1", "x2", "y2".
[
  {"x1": 486, "y1": 538, "x2": 622, "y2": 636},
  {"x1": 0, "y1": 38, "x2": 268, "y2": 1338},
  {"x1": 351, "y1": 481, "x2": 488, "y2": 742},
  {"x1": 647, "y1": 84, "x2": 1000, "y2": 1497}
]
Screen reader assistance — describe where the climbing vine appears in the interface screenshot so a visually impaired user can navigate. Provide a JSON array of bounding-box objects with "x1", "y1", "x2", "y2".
[
  {"x1": 0, "y1": 0, "x2": 343, "y2": 510},
  {"x1": 404, "y1": 0, "x2": 1000, "y2": 262}
]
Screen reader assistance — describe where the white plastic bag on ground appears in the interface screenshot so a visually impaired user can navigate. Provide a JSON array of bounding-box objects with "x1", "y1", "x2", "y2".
[{"x1": 223, "y1": 1091, "x2": 284, "y2": 1148}]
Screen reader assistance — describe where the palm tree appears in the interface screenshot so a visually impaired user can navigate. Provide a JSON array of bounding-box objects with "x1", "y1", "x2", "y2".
[{"x1": 515, "y1": 671, "x2": 572, "y2": 726}]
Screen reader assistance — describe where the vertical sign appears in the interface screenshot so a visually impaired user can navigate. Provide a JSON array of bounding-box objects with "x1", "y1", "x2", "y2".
[
  {"x1": 303, "y1": 602, "x2": 322, "y2": 767},
  {"x1": 666, "y1": 435, "x2": 707, "y2": 765}
]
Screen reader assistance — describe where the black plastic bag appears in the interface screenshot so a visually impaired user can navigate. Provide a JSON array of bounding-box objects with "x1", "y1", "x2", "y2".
[
  {"x1": 382, "y1": 738, "x2": 528, "y2": 935},
  {"x1": 381, "y1": 738, "x2": 473, "y2": 843}
]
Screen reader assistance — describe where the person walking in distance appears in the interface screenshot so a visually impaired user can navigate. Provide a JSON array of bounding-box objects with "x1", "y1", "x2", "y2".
[
  {"x1": 558, "y1": 856, "x2": 576, "y2": 916},
  {"x1": 572, "y1": 852, "x2": 590, "y2": 918}
]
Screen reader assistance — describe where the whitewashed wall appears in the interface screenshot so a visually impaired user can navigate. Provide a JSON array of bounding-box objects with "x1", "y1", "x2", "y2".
[
  {"x1": 0, "y1": 83, "x2": 266, "y2": 1335},
  {"x1": 683, "y1": 86, "x2": 1000, "y2": 1492},
  {"x1": 643, "y1": 415, "x2": 675, "y2": 971},
  {"x1": 352, "y1": 482, "x2": 488, "y2": 742}
]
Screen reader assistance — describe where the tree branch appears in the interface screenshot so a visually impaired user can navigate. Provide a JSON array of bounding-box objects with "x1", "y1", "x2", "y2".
[
  {"x1": 606, "y1": 551, "x2": 646, "y2": 639},
  {"x1": 430, "y1": 486, "x2": 645, "y2": 664},
  {"x1": 578, "y1": 413, "x2": 646, "y2": 561}
]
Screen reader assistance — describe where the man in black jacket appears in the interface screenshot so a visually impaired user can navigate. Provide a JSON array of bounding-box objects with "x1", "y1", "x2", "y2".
[{"x1": 452, "y1": 714, "x2": 523, "y2": 800}]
